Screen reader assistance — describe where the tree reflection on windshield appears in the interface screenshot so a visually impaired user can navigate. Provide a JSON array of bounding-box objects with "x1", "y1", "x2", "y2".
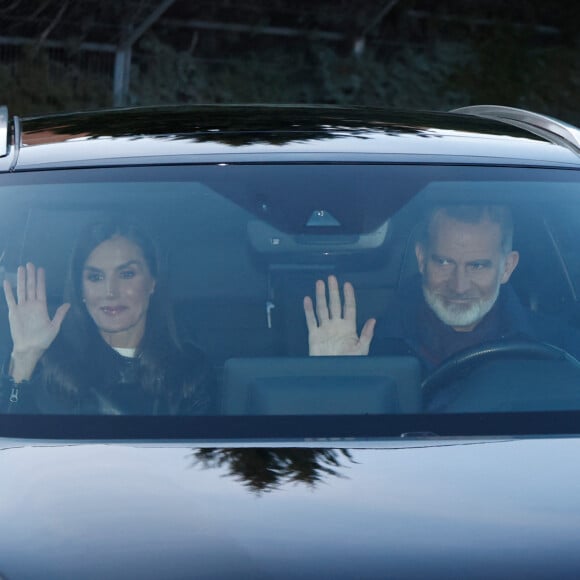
[{"x1": 192, "y1": 448, "x2": 355, "y2": 493}]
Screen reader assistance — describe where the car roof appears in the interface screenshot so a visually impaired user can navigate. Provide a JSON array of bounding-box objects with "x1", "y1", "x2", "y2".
[{"x1": 3, "y1": 104, "x2": 580, "y2": 170}]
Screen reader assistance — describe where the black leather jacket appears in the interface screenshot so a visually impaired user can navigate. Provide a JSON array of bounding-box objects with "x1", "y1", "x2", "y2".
[{"x1": 0, "y1": 344, "x2": 214, "y2": 415}]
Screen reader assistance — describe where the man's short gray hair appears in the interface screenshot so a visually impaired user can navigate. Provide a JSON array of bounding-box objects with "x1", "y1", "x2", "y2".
[{"x1": 418, "y1": 204, "x2": 514, "y2": 255}]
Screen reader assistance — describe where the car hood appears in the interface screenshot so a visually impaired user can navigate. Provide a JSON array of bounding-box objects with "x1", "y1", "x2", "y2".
[{"x1": 0, "y1": 437, "x2": 579, "y2": 579}]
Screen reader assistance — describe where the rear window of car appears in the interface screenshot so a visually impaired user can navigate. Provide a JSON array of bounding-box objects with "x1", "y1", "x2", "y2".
[{"x1": 1, "y1": 163, "x2": 580, "y2": 438}]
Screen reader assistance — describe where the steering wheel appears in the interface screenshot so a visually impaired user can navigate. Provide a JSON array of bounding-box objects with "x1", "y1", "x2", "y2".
[{"x1": 421, "y1": 340, "x2": 580, "y2": 405}]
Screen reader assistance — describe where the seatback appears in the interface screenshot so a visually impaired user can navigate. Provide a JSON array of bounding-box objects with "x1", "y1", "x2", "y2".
[{"x1": 221, "y1": 356, "x2": 422, "y2": 415}]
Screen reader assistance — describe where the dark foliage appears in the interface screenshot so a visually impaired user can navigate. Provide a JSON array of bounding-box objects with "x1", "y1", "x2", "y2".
[
  {"x1": 192, "y1": 448, "x2": 356, "y2": 493},
  {"x1": 0, "y1": 1, "x2": 578, "y2": 122}
]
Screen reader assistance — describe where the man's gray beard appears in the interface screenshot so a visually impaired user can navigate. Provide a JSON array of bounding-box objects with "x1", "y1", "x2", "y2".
[{"x1": 423, "y1": 284, "x2": 500, "y2": 329}]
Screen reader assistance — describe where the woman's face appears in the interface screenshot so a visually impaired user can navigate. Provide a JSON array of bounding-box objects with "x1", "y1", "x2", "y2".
[{"x1": 82, "y1": 235, "x2": 156, "y2": 348}]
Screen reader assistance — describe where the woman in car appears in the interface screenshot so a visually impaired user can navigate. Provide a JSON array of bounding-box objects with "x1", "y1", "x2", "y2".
[{"x1": 1, "y1": 219, "x2": 213, "y2": 414}]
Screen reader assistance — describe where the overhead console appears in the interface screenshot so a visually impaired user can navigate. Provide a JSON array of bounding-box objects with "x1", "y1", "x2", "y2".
[{"x1": 247, "y1": 217, "x2": 391, "y2": 270}]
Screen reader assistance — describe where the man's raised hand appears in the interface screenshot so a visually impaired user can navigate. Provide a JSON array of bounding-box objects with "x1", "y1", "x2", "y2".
[{"x1": 303, "y1": 275, "x2": 375, "y2": 356}]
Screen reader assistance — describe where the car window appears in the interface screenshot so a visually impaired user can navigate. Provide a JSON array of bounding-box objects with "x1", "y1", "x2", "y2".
[{"x1": 1, "y1": 164, "x2": 580, "y2": 433}]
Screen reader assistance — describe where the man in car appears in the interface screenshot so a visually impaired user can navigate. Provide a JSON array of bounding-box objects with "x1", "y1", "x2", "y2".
[{"x1": 304, "y1": 204, "x2": 577, "y2": 373}]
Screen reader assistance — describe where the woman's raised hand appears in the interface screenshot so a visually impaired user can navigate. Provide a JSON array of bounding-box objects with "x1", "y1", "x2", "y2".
[
  {"x1": 303, "y1": 275, "x2": 375, "y2": 356},
  {"x1": 3, "y1": 263, "x2": 70, "y2": 380}
]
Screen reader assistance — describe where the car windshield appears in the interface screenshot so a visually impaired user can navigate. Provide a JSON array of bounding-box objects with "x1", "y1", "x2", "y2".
[{"x1": 2, "y1": 163, "x2": 580, "y2": 438}]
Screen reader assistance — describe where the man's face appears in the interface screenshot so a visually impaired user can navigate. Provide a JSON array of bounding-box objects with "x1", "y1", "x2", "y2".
[{"x1": 415, "y1": 212, "x2": 519, "y2": 332}]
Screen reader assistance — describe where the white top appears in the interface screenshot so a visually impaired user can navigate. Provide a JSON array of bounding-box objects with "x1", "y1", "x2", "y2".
[{"x1": 113, "y1": 347, "x2": 137, "y2": 358}]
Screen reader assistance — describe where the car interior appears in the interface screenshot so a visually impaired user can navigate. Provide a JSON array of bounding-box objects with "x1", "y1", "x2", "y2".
[{"x1": 1, "y1": 165, "x2": 580, "y2": 415}]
